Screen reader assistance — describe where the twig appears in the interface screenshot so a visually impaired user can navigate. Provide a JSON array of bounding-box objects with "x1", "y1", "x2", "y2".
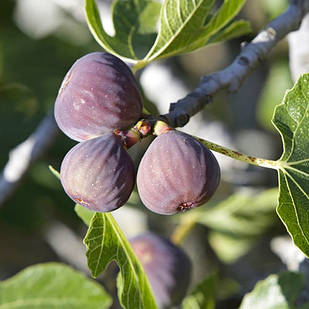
[
  {"x1": 0, "y1": 113, "x2": 59, "y2": 206},
  {"x1": 164, "y1": 0, "x2": 309, "y2": 128}
]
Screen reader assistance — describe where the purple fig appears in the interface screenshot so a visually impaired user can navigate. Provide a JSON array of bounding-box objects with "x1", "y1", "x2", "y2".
[
  {"x1": 137, "y1": 130, "x2": 220, "y2": 215},
  {"x1": 130, "y1": 233, "x2": 192, "y2": 308},
  {"x1": 54, "y1": 52, "x2": 142, "y2": 141},
  {"x1": 60, "y1": 133, "x2": 135, "y2": 212}
]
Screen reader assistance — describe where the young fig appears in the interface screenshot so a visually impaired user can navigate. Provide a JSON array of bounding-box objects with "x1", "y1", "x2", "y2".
[
  {"x1": 60, "y1": 133, "x2": 135, "y2": 212},
  {"x1": 137, "y1": 130, "x2": 220, "y2": 215},
  {"x1": 54, "y1": 52, "x2": 142, "y2": 141}
]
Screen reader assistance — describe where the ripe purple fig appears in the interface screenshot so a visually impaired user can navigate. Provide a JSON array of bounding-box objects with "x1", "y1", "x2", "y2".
[
  {"x1": 54, "y1": 52, "x2": 142, "y2": 141},
  {"x1": 137, "y1": 130, "x2": 220, "y2": 215},
  {"x1": 60, "y1": 133, "x2": 135, "y2": 212},
  {"x1": 130, "y1": 233, "x2": 192, "y2": 308}
]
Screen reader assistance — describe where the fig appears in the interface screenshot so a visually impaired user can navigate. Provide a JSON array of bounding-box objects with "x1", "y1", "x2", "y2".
[
  {"x1": 137, "y1": 130, "x2": 220, "y2": 215},
  {"x1": 60, "y1": 133, "x2": 135, "y2": 212},
  {"x1": 54, "y1": 52, "x2": 142, "y2": 141},
  {"x1": 130, "y1": 233, "x2": 192, "y2": 308}
]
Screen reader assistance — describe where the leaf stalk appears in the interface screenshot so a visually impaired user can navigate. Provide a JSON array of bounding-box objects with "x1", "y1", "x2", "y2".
[{"x1": 196, "y1": 136, "x2": 280, "y2": 170}]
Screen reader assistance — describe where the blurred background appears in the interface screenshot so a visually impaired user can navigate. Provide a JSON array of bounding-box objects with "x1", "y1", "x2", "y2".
[{"x1": 0, "y1": 0, "x2": 303, "y2": 307}]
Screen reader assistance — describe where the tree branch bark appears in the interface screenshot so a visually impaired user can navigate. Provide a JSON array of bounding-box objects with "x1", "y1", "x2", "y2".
[
  {"x1": 0, "y1": 113, "x2": 59, "y2": 206},
  {"x1": 165, "y1": 0, "x2": 309, "y2": 127}
]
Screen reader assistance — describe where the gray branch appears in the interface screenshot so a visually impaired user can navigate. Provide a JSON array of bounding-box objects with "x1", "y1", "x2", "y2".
[
  {"x1": 1, "y1": 0, "x2": 309, "y2": 206},
  {"x1": 0, "y1": 113, "x2": 59, "y2": 206},
  {"x1": 165, "y1": 0, "x2": 309, "y2": 128}
]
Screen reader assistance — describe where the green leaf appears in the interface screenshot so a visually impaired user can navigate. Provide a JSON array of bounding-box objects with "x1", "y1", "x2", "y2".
[
  {"x1": 144, "y1": 0, "x2": 247, "y2": 63},
  {"x1": 0, "y1": 263, "x2": 112, "y2": 308},
  {"x1": 209, "y1": 20, "x2": 251, "y2": 44},
  {"x1": 202, "y1": 0, "x2": 246, "y2": 38},
  {"x1": 182, "y1": 273, "x2": 216, "y2": 309},
  {"x1": 272, "y1": 73, "x2": 309, "y2": 256},
  {"x1": 85, "y1": 0, "x2": 161, "y2": 61},
  {"x1": 143, "y1": 0, "x2": 215, "y2": 62},
  {"x1": 84, "y1": 212, "x2": 157, "y2": 309},
  {"x1": 239, "y1": 272, "x2": 304, "y2": 309},
  {"x1": 194, "y1": 188, "x2": 278, "y2": 263}
]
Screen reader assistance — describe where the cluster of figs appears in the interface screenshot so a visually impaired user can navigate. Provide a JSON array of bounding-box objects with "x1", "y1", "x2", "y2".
[
  {"x1": 54, "y1": 52, "x2": 220, "y2": 308},
  {"x1": 54, "y1": 52, "x2": 221, "y2": 216}
]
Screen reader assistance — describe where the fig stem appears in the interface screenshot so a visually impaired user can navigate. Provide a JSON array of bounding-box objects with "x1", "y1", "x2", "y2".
[
  {"x1": 195, "y1": 136, "x2": 280, "y2": 170},
  {"x1": 170, "y1": 216, "x2": 198, "y2": 245}
]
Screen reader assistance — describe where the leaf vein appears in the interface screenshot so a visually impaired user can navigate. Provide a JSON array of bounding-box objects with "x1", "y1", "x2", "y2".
[
  {"x1": 285, "y1": 165, "x2": 309, "y2": 177},
  {"x1": 94, "y1": 214, "x2": 106, "y2": 276},
  {"x1": 282, "y1": 171, "x2": 309, "y2": 246},
  {"x1": 146, "y1": 0, "x2": 204, "y2": 61},
  {"x1": 109, "y1": 216, "x2": 146, "y2": 307},
  {"x1": 284, "y1": 169, "x2": 309, "y2": 200},
  {"x1": 286, "y1": 97, "x2": 309, "y2": 162}
]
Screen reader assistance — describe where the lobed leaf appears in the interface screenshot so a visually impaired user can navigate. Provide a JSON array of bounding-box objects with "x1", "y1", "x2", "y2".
[
  {"x1": 85, "y1": 0, "x2": 161, "y2": 61},
  {"x1": 84, "y1": 212, "x2": 157, "y2": 309},
  {"x1": 143, "y1": 0, "x2": 215, "y2": 62},
  {"x1": 144, "y1": 0, "x2": 248, "y2": 63},
  {"x1": 272, "y1": 73, "x2": 309, "y2": 256},
  {"x1": 0, "y1": 263, "x2": 112, "y2": 308},
  {"x1": 239, "y1": 272, "x2": 304, "y2": 309}
]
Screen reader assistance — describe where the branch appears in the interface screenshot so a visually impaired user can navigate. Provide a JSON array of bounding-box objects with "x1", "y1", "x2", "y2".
[
  {"x1": 0, "y1": 113, "x2": 59, "y2": 206},
  {"x1": 164, "y1": 0, "x2": 309, "y2": 128}
]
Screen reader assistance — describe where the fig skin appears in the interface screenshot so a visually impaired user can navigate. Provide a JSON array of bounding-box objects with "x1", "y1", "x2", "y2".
[
  {"x1": 130, "y1": 233, "x2": 192, "y2": 309},
  {"x1": 54, "y1": 52, "x2": 142, "y2": 142},
  {"x1": 60, "y1": 133, "x2": 135, "y2": 212},
  {"x1": 137, "y1": 130, "x2": 220, "y2": 215}
]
